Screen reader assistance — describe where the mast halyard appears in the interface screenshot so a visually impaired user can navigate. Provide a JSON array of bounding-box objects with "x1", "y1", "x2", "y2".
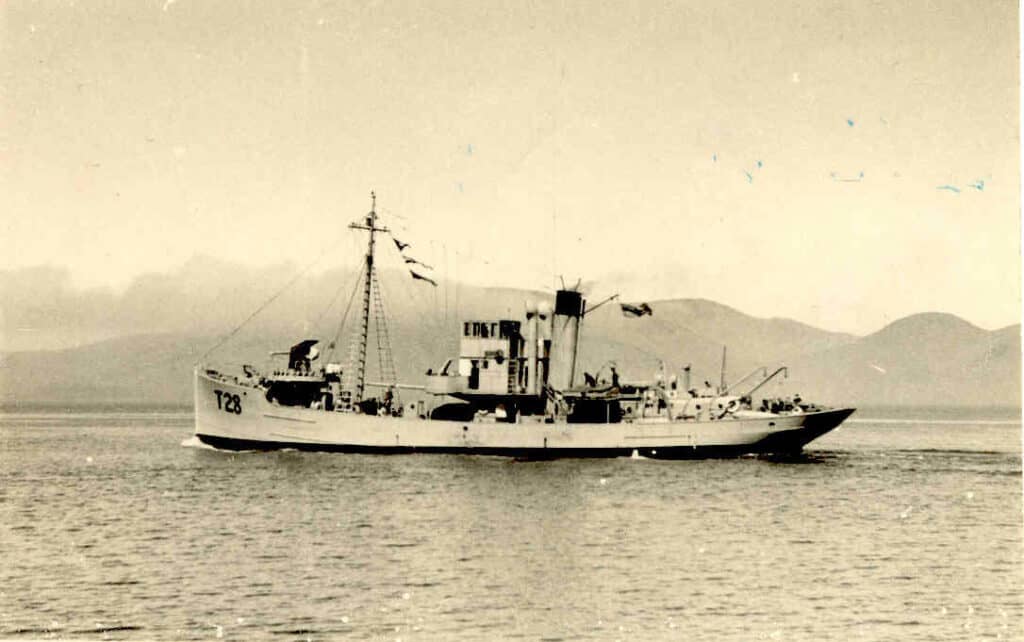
[{"x1": 346, "y1": 191, "x2": 389, "y2": 405}]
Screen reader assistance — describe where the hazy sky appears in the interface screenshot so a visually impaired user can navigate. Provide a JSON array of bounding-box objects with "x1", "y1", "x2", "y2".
[{"x1": 2, "y1": 0, "x2": 1019, "y2": 334}]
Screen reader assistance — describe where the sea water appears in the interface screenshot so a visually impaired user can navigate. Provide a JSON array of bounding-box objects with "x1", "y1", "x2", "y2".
[{"x1": 1, "y1": 406, "x2": 1021, "y2": 640}]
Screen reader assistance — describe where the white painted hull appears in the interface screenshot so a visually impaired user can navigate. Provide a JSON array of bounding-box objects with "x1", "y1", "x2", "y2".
[{"x1": 193, "y1": 370, "x2": 854, "y2": 458}]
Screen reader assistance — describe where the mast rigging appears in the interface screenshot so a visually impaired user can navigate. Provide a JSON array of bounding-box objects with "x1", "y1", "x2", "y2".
[{"x1": 343, "y1": 191, "x2": 392, "y2": 407}]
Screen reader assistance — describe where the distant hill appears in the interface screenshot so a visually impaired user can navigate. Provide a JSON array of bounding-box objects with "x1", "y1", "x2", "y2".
[
  {"x1": 1, "y1": 334, "x2": 207, "y2": 405},
  {"x1": 1, "y1": 300, "x2": 1018, "y2": 409},
  {"x1": 0, "y1": 260, "x2": 1018, "y2": 408},
  {"x1": 576, "y1": 298, "x2": 856, "y2": 382},
  {"x1": 784, "y1": 314, "x2": 1021, "y2": 406}
]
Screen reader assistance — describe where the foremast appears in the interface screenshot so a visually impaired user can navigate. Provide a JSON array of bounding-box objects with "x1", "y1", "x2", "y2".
[{"x1": 345, "y1": 191, "x2": 389, "y2": 406}]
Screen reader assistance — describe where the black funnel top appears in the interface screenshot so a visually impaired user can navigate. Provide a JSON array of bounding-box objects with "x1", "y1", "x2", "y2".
[{"x1": 554, "y1": 290, "x2": 584, "y2": 317}]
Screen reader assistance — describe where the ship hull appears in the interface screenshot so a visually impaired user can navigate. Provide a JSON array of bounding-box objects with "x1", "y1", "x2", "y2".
[{"x1": 194, "y1": 370, "x2": 854, "y2": 459}]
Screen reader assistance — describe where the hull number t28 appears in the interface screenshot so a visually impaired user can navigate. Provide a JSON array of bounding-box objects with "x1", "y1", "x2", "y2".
[{"x1": 214, "y1": 390, "x2": 242, "y2": 414}]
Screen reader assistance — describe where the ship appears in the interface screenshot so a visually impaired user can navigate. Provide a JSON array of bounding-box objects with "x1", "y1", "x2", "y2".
[{"x1": 193, "y1": 194, "x2": 855, "y2": 458}]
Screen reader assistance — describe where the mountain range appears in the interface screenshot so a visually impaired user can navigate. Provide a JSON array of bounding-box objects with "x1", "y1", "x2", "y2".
[{"x1": 1, "y1": 259, "x2": 1019, "y2": 408}]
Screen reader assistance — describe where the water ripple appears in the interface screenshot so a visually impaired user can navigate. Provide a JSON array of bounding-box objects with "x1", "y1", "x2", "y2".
[{"x1": 1, "y1": 410, "x2": 1020, "y2": 641}]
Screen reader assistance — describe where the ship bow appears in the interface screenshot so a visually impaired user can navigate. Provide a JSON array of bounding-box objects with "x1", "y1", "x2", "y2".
[{"x1": 757, "y1": 407, "x2": 856, "y2": 453}]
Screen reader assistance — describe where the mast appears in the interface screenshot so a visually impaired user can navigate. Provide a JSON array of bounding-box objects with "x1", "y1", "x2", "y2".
[
  {"x1": 719, "y1": 345, "x2": 728, "y2": 394},
  {"x1": 347, "y1": 191, "x2": 388, "y2": 404}
]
